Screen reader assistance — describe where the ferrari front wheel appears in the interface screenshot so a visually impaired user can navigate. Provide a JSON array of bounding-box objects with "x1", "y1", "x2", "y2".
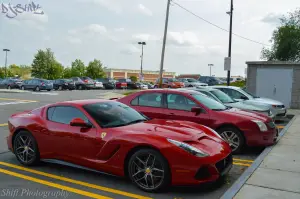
[
  {"x1": 13, "y1": 131, "x2": 40, "y2": 166},
  {"x1": 128, "y1": 149, "x2": 170, "y2": 192}
]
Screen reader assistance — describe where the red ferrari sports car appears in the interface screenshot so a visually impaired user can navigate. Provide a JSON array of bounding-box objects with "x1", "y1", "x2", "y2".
[
  {"x1": 7, "y1": 99, "x2": 232, "y2": 192},
  {"x1": 117, "y1": 89, "x2": 279, "y2": 154}
]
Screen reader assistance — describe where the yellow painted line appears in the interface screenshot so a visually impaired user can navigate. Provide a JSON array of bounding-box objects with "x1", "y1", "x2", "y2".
[
  {"x1": 277, "y1": 125, "x2": 285, "y2": 129},
  {"x1": 0, "y1": 123, "x2": 8, "y2": 127},
  {"x1": 0, "y1": 98, "x2": 38, "y2": 103},
  {"x1": 233, "y1": 162, "x2": 251, "y2": 167},
  {"x1": 0, "y1": 162, "x2": 152, "y2": 199},
  {"x1": 0, "y1": 168, "x2": 111, "y2": 199},
  {"x1": 233, "y1": 158, "x2": 254, "y2": 163}
]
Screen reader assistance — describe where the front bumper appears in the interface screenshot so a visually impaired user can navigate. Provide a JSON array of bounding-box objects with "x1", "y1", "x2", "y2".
[
  {"x1": 274, "y1": 108, "x2": 287, "y2": 118},
  {"x1": 245, "y1": 126, "x2": 278, "y2": 147}
]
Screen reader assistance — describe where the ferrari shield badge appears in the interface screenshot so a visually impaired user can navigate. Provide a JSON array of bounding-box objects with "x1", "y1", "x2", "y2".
[{"x1": 101, "y1": 132, "x2": 107, "y2": 139}]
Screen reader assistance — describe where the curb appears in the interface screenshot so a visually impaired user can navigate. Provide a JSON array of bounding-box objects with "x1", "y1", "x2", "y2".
[{"x1": 220, "y1": 115, "x2": 296, "y2": 199}]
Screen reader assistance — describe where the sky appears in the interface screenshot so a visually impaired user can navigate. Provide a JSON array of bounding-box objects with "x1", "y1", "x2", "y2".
[{"x1": 0, "y1": 0, "x2": 299, "y2": 77}]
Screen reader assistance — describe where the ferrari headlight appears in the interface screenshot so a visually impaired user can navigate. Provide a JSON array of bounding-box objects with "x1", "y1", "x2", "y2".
[
  {"x1": 252, "y1": 120, "x2": 268, "y2": 132},
  {"x1": 167, "y1": 139, "x2": 209, "y2": 157}
]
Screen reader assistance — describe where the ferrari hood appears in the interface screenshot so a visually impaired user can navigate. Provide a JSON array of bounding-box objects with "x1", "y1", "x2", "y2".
[
  {"x1": 225, "y1": 102, "x2": 269, "y2": 112},
  {"x1": 118, "y1": 119, "x2": 217, "y2": 142},
  {"x1": 222, "y1": 108, "x2": 270, "y2": 122}
]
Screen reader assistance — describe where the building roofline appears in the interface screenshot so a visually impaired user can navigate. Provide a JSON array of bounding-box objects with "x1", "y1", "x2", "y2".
[
  {"x1": 104, "y1": 68, "x2": 176, "y2": 74},
  {"x1": 246, "y1": 61, "x2": 300, "y2": 65}
]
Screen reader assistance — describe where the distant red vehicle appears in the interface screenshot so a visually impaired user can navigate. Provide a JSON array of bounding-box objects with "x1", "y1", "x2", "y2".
[
  {"x1": 116, "y1": 79, "x2": 128, "y2": 89},
  {"x1": 117, "y1": 89, "x2": 279, "y2": 153},
  {"x1": 7, "y1": 99, "x2": 232, "y2": 192}
]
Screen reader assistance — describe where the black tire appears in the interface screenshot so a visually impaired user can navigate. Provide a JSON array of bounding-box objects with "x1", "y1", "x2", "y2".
[
  {"x1": 217, "y1": 127, "x2": 245, "y2": 154},
  {"x1": 47, "y1": 89, "x2": 51, "y2": 91},
  {"x1": 35, "y1": 86, "x2": 40, "y2": 92},
  {"x1": 13, "y1": 131, "x2": 40, "y2": 166},
  {"x1": 127, "y1": 148, "x2": 170, "y2": 192},
  {"x1": 188, "y1": 85, "x2": 193, "y2": 87},
  {"x1": 168, "y1": 86, "x2": 171, "y2": 88}
]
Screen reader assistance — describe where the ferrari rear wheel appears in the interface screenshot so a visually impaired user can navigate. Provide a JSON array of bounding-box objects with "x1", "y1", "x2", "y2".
[
  {"x1": 13, "y1": 131, "x2": 40, "y2": 166},
  {"x1": 128, "y1": 149, "x2": 170, "y2": 192}
]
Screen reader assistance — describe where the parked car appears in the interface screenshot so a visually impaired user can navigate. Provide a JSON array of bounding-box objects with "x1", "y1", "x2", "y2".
[
  {"x1": 184, "y1": 87, "x2": 274, "y2": 119},
  {"x1": 178, "y1": 78, "x2": 208, "y2": 87},
  {"x1": 154, "y1": 78, "x2": 185, "y2": 88},
  {"x1": 71, "y1": 77, "x2": 94, "y2": 90},
  {"x1": 53, "y1": 79, "x2": 75, "y2": 90},
  {"x1": 135, "y1": 82, "x2": 148, "y2": 90},
  {"x1": 115, "y1": 79, "x2": 128, "y2": 89},
  {"x1": 96, "y1": 78, "x2": 115, "y2": 89},
  {"x1": 212, "y1": 86, "x2": 287, "y2": 119},
  {"x1": 93, "y1": 79, "x2": 104, "y2": 89},
  {"x1": 117, "y1": 89, "x2": 278, "y2": 153},
  {"x1": 21, "y1": 79, "x2": 53, "y2": 91},
  {"x1": 0, "y1": 78, "x2": 22, "y2": 89},
  {"x1": 7, "y1": 99, "x2": 232, "y2": 192},
  {"x1": 198, "y1": 76, "x2": 223, "y2": 86}
]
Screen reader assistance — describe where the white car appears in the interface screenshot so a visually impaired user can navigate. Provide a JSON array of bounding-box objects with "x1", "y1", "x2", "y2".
[
  {"x1": 93, "y1": 80, "x2": 104, "y2": 89},
  {"x1": 178, "y1": 78, "x2": 208, "y2": 87},
  {"x1": 211, "y1": 86, "x2": 287, "y2": 119}
]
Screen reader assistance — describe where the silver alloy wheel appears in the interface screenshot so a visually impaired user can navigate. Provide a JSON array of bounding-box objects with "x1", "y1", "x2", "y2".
[
  {"x1": 220, "y1": 131, "x2": 240, "y2": 152},
  {"x1": 7, "y1": 85, "x2": 11, "y2": 89},
  {"x1": 15, "y1": 135, "x2": 35, "y2": 164},
  {"x1": 59, "y1": 86, "x2": 62, "y2": 90},
  {"x1": 36, "y1": 86, "x2": 40, "y2": 91},
  {"x1": 21, "y1": 86, "x2": 24, "y2": 90},
  {"x1": 130, "y1": 153, "x2": 164, "y2": 190},
  {"x1": 79, "y1": 85, "x2": 82, "y2": 90}
]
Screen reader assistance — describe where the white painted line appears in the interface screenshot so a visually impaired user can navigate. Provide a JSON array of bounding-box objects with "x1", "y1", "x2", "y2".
[
  {"x1": 0, "y1": 101, "x2": 35, "y2": 105},
  {"x1": 31, "y1": 92, "x2": 59, "y2": 95}
]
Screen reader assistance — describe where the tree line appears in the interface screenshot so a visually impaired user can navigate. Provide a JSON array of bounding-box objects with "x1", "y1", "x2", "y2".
[{"x1": 0, "y1": 48, "x2": 107, "y2": 80}]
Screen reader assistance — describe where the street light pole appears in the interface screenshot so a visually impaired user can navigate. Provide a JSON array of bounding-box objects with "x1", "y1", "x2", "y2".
[
  {"x1": 159, "y1": 0, "x2": 171, "y2": 88},
  {"x1": 226, "y1": 0, "x2": 233, "y2": 86},
  {"x1": 3, "y1": 49, "x2": 10, "y2": 78},
  {"x1": 208, "y1": 64, "x2": 214, "y2": 76},
  {"x1": 138, "y1": 42, "x2": 146, "y2": 81}
]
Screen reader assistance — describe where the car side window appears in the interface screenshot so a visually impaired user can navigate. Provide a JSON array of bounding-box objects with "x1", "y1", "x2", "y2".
[
  {"x1": 223, "y1": 88, "x2": 246, "y2": 99},
  {"x1": 131, "y1": 97, "x2": 138, "y2": 106},
  {"x1": 167, "y1": 94, "x2": 196, "y2": 111},
  {"x1": 48, "y1": 106, "x2": 89, "y2": 125},
  {"x1": 137, "y1": 93, "x2": 163, "y2": 108}
]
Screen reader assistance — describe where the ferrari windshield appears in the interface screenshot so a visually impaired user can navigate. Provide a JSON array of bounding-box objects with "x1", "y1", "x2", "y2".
[
  {"x1": 83, "y1": 101, "x2": 147, "y2": 128},
  {"x1": 191, "y1": 94, "x2": 227, "y2": 111},
  {"x1": 210, "y1": 90, "x2": 235, "y2": 103}
]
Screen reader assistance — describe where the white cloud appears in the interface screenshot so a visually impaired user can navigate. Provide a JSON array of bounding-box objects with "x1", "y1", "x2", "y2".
[
  {"x1": 79, "y1": 0, "x2": 122, "y2": 14},
  {"x1": 261, "y1": 13, "x2": 282, "y2": 25},
  {"x1": 120, "y1": 44, "x2": 140, "y2": 54},
  {"x1": 114, "y1": 27, "x2": 125, "y2": 32},
  {"x1": 132, "y1": 34, "x2": 160, "y2": 42},
  {"x1": 167, "y1": 31, "x2": 200, "y2": 47},
  {"x1": 138, "y1": 4, "x2": 153, "y2": 16},
  {"x1": 67, "y1": 36, "x2": 82, "y2": 44},
  {"x1": 69, "y1": 24, "x2": 107, "y2": 36}
]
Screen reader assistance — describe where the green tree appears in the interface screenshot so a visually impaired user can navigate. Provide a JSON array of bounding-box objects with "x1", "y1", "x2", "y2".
[
  {"x1": 71, "y1": 59, "x2": 85, "y2": 77},
  {"x1": 129, "y1": 75, "x2": 138, "y2": 82},
  {"x1": 85, "y1": 59, "x2": 106, "y2": 79},
  {"x1": 31, "y1": 48, "x2": 62, "y2": 79},
  {"x1": 0, "y1": 68, "x2": 5, "y2": 78},
  {"x1": 63, "y1": 67, "x2": 72, "y2": 78},
  {"x1": 261, "y1": 8, "x2": 300, "y2": 61}
]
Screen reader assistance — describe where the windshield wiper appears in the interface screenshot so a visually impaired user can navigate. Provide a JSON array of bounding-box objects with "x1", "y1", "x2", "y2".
[
  {"x1": 103, "y1": 119, "x2": 147, "y2": 128},
  {"x1": 212, "y1": 108, "x2": 226, "y2": 111},
  {"x1": 125, "y1": 119, "x2": 148, "y2": 125}
]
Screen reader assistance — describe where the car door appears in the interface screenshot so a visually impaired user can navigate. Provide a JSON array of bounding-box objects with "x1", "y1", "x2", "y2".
[
  {"x1": 130, "y1": 92, "x2": 165, "y2": 119},
  {"x1": 45, "y1": 106, "x2": 100, "y2": 163},
  {"x1": 164, "y1": 93, "x2": 212, "y2": 126},
  {"x1": 0, "y1": 79, "x2": 7, "y2": 88}
]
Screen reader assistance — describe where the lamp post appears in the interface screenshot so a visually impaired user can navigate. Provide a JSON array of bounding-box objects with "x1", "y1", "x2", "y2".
[
  {"x1": 208, "y1": 64, "x2": 214, "y2": 76},
  {"x1": 138, "y1": 42, "x2": 146, "y2": 81},
  {"x1": 3, "y1": 49, "x2": 10, "y2": 78},
  {"x1": 158, "y1": 0, "x2": 171, "y2": 88},
  {"x1": 226, "y1": 0, "x2": 233, "y2": 86}
]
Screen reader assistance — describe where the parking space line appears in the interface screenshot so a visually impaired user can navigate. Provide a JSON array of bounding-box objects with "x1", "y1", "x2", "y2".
[
  {"x1": 0, "y1": 98, "x2": 38, "y2": 103},
  {"x1": 276, "y1": 125, "x2": 285, "y2": 129},
  {"x1": 233, "y1": 162, "x2": 251, "y2": 167},
  {"x1": 233, "y1": 158, "x2": 254, "y2": 163},
  {"x1": 0, "y1": 162, "x2": 152, "y2": 199},
  {"x1": 0, "y1": 123, "x2": 8, "y2": 127},
  {"x1": 0, "y1": 168, "x2": 111, "y2": 199}
]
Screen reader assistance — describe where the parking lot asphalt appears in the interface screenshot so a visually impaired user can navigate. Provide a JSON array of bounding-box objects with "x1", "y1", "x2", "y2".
[{"x1": 0, "y1": 90, "x2": 292, "y2": 199}]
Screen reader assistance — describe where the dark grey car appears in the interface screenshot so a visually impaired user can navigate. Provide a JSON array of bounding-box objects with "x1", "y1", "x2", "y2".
[{"x1": 21, "y1": 79, "x2": 53, "y2": 91}]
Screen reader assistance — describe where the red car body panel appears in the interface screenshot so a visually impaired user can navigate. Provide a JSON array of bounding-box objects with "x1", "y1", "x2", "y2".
[
  {"x1": 116, "y1": 82, "x2": 127, "y2": 89},
  {"x1": 7, "y1": 99, "x2": 232, "y2": 186},
  {"x1": 117, "y1": 90, "x2": 278, "y2": 147}
]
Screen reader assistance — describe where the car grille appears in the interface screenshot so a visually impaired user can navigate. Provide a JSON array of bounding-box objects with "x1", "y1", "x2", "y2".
[
  {"x1": 194, "y1": 166, "x2": 211, "y2": 180},
  {"x1": 275, "y1": 105, "x2": 285, "y2": 108},
  {"x1": 267, "y1": 121, "x2": 276, "y2": 129},
  {"x1": 215, "y1": 154, "x2": 233, "y2": 174}
]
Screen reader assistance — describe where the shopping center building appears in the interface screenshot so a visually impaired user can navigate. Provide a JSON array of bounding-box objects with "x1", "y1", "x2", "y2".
[{"x1": 104, "y1": 68, "x2": 176, "y2": 83}]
